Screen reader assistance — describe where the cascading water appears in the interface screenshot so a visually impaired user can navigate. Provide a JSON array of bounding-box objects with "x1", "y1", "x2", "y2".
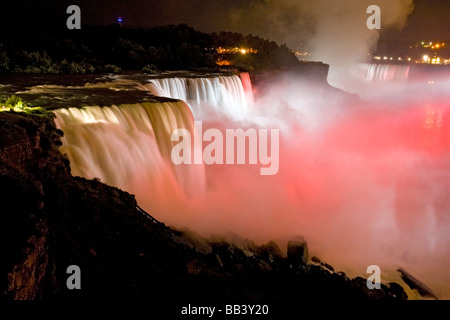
[
  {"x1": 354, "y1": 63, "x2": 410, "y2": 82},
  {"x1": 53, "y1": 73, "x2": 252, "y2": 218},
  {"x1": 54, "y1": 101, "x2": 205, "y2": 215},
  {"x1": 240, "y1": 72, "x2": 254, "y2": 106},
  {"x1": 142, "y1": 77, "x2": 188, "y2": 102},
  {"x1": 139, "y1": 73, "x2": 252, "y2": 119}
]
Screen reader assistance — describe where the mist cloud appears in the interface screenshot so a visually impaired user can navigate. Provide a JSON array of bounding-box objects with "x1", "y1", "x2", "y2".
[
  {"x1": 299, "y1": 0, "x2": 415, "y2": 66},
  {"x1": 151, "y1": 0, "x2": 414, "y2": 69}
]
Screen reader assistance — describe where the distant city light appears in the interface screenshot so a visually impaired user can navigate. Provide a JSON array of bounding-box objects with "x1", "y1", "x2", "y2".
[
  {"x1": 423, "y1": 55, "x2": 429, "y2": 62},
  {"x1": 431, "y1": 57, "x2": 441, "y2": 64},
  {"x1": 216, "y1": 47, "x2": 258, "y2": 55}
]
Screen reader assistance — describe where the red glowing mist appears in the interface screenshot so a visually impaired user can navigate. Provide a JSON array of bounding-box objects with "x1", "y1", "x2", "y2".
[
  {"x1": 146, "y1": 74, "x2": 450, "y2": 298},
  {"x1": 55, "y1": 71, "x2": 450, "y2": 298}
]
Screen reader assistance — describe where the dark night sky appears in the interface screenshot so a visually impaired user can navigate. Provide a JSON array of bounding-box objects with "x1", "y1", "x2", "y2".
[
  {"x1": 381, "y1": 0, "x2": 450, "y2": 41},
  {"x1": 2, "y1": 0, "x2": 449, "y2": 48}
]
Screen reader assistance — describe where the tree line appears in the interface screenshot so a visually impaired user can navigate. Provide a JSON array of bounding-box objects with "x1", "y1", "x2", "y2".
[{"x1": 0, "y1": 24, "x2": 300, "y2": 74}]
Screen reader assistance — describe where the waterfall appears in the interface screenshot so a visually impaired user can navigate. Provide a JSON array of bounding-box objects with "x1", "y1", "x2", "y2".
[
  {"x1": 354, "y1": 64, "x2": 410, "y2": 82},
  {"x1": 240, "y1": 72, "x2": 254, "y2": 106},
  {"x1": 139, "y1": 73, "x2": 253, "y2": 119},
  {"x1": 143, "y1": 77, "x2": 188, "y2": 102},
  {"x1": 54, "y1": 101, "x2": 205, "y2": 214},
  {"x1": 52, "y1": 73, "x2": 255, "y2": 216}
]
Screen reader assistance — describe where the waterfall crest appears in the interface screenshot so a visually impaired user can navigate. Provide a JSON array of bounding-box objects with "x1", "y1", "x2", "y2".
[
  {"x1": 354, "y1": 63, "x2": 410, "y2": 82},
  {"x1": 138, "y1": 73, "x2": 253, "y2": 119}
]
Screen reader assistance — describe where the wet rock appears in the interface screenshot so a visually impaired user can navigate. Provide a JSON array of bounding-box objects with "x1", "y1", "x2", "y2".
[
  {"x1": 215, "y1": 253, "x2": 223, "y2": 268},
  {"x1": 6, "y1": 224, "x2": 48, "y2": 300},
  {"x1": 287, "y1": 236, "x2": 308, "y2": 267},
  {"x1": 388, "y1": 282, "x2": 408, "y2": 300},
  {"x1": 323, "y1": 263, "x2": 334, "y2": 272},
  {"x1": 177, "y1": 228, "x2": 212, "y2": 255},
  {"x1": 352, "y1": 276, "x2": 387, "y2": 300},
  {"x1": 186, "y1": 259, "x2": 202, "y2": 275},
  {"x1": 256, "y1": 241, "x2": 283, "y2": 263},
  {"x1": 257, "y1": 260, "x2": 272, "y2": 272},
  {"x1": 311, "y1": 256, "x2": 333, "y2": 271},
  {"x1": 398, "y1": 268, "x2": 438, "y2": 299},
  {"x1": 337, "y1": 271, "x2": 349, "y2": 282},
  {"x1": 210, "y1": 232, "x2": 258, "y2": 258}
]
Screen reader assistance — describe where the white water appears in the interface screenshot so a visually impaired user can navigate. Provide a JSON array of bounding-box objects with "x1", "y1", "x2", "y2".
[
  {"x1": 141, "y1": 77, "x2": 188, "y2": 102},
  {"x1": 328, "y1": 63, "x2": 412, "y2": 100},
  {"x1": 353, "y1": 63, "x2": 410, "y2": 82},
  {"x1": 139, "y1": 73, "x2": 252, "y2": 120},
  {"x1": 54, "y1": 101, "x2": 205, "y2": 214}
]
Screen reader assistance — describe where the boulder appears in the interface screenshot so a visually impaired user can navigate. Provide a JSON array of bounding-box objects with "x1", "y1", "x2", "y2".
[
  {"x1": 398, "y1": 268, "x2": 438, "y2": 300},
  {"x1": 287, "y1": 236, "x2": 308, "y2": 267}
]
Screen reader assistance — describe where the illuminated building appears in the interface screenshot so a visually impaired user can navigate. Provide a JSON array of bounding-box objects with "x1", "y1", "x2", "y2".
[{"x1": 216, "y1": 47, "x2": 258, "y2": 54}]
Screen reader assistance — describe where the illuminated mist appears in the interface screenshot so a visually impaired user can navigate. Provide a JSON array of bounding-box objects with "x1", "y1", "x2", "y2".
[
  {"x1": 47, "y1": 0, "x2": 450, "y2": 301},
  {"x1": 54, "y1": 70, "x2": 450, "y2": 298},
  {"x1": 297, "y1": 0, "x2": 415, "y2": 91}
]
